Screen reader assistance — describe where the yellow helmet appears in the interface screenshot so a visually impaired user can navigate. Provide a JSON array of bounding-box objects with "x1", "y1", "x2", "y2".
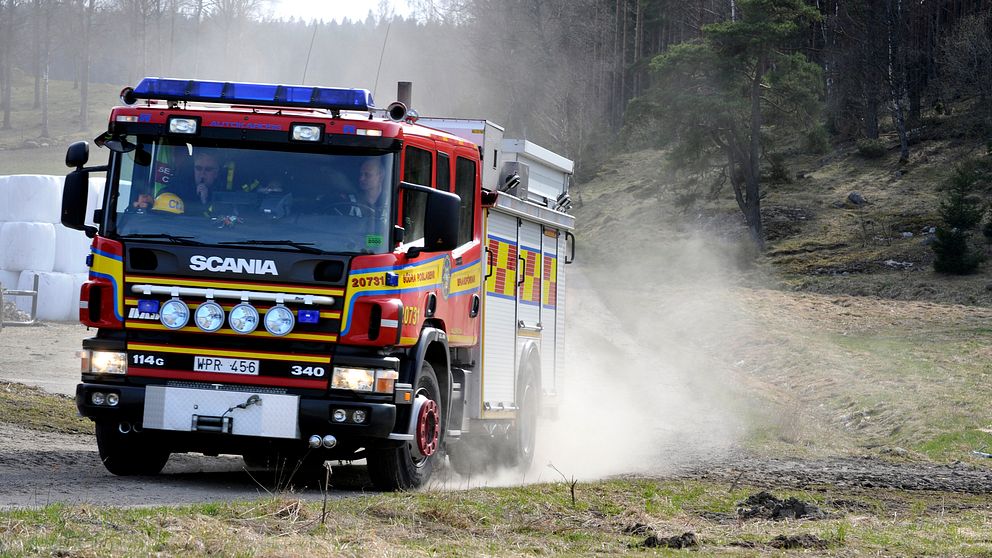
[{"x1": 152, "y1": 192, "x2": 184, "y2": 214}]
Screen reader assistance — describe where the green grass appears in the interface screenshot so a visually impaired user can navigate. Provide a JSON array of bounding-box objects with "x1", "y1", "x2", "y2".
[
  {"x1": 917, "y1": 430, "x2": 992, "y2": 461},
  {"x1": 0, "y1": 381, "x2": 89, "y2": 435},
  {"x1": 1, "y1": 480, "x2": 990, "y2": 556}
]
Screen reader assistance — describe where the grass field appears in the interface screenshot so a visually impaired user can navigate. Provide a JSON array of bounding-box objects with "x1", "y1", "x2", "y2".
[
  {"x1": 1, "y1": 479, "x2": 990, "y2": 556},
  {"x1": 0, "y1": 74, "x2": 120, "y2": 175}
]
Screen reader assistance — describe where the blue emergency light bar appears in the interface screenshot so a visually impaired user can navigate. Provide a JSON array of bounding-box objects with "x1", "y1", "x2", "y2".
[{"x1": 125, "y1": 78, "x2": 375, "y2": 112}]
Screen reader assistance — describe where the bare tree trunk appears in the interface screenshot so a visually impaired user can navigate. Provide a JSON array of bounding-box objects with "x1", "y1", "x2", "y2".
[
  {"x1": 79, "y1": 0, "x2": 93, "y2": 130},
  {"x1": 886, "y1": 0, "x2": 910, "y2": 162},
  {"x1": 746, "y1": 56, "x2": 766, "y2": 250},
  {"x1": 168, "y1": 0, "x2": 177, "y2": 74},
  {"x1": 0, "y1": 0, "x2": 10, "y2": 129},
  {"x1": 864, "y1": 94, "x2": 880, "y2": 138},
  {"x1": 32, "y1": 0, "x2": 40, "y2": 109},
  {"x1": 40, "y1": 1, "x2": 50, "y2": 138},
  {"x1": 194, "y1": 0, "x2": 203, "y2": 76}
]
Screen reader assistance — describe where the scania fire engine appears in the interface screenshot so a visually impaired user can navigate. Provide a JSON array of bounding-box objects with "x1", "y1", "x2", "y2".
[{"x1": 61, "y1": 78, "x2": 574, "y2": 490}]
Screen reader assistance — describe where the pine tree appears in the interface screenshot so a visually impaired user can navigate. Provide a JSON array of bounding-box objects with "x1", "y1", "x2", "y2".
[
  {"x1": 932, "y1": 160, "x2": 988, "y2": 274},
  {"x1": 642, "y1": 0, "x2": 821, "y2": 251}
]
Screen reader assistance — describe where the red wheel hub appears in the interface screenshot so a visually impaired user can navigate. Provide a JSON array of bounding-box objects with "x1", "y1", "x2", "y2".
[{"x1": 416, "y1": 399, "x2": 440, "y2": 457}]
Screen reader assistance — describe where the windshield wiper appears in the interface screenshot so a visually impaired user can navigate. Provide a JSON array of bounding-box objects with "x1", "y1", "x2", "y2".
[
  {"x1": 121, "y1": 233, "x2": 205, "y2": 246},
  {"x1": 218, "y1": 240, "x2": 325, "y2": 254}
]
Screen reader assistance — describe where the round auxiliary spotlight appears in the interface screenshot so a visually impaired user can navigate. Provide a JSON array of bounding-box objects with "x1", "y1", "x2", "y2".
[
  {"x1": 264, "y1": 305, "x2": 295, "y2": 336},
  {"x1": 160, "y1": 298, "x2": 190, "y2": 330},
  {"x1": 386, "y1": 101, "x2": 407, "y2": 122},
  {"x1": 229, "y1": 303, "x2": 260, "y2": 334},
  {"x1": 194, "y1": 301, "x2": 225, "y2": 332}
]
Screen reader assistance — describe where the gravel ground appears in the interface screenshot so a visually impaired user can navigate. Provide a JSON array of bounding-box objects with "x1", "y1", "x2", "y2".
[
  {"x1": 0, "y1": 322, "x2": 87, "y2": 396},
  {"x1": 1, "y1": 274, "x2": 990, "y2": 508}
]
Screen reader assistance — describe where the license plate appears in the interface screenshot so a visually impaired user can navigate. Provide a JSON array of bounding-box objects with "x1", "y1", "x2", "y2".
[{"x1": 193, "y1": 356, "x2": 259, "y2": 375}]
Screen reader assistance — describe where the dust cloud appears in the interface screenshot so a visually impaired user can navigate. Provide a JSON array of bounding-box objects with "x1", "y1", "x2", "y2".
[
  {"x1": 437, "y1": 234, "x2": 754, "y2": 488},
  {"x1": 537, "y1": 234, "x2": 750, "y2": 481}
]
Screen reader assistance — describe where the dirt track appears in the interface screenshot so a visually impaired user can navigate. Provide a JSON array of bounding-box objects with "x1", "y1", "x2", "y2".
[{"x1": 2, "y1": 273, "x2": 991, "y2": 508}]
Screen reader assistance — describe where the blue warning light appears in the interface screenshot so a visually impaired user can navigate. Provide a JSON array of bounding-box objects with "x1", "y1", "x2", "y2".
[
  {"x1": 128, "y1": 78, "x2": 375, "y2": 112},
  {"x1": 298, "y1": 309, "x2": 320, "y2": 324}
]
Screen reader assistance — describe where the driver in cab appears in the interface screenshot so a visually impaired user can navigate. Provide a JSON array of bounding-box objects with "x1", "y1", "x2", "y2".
[{"x1": 139, "y1": 151, "x2": 222, "y2": 216}]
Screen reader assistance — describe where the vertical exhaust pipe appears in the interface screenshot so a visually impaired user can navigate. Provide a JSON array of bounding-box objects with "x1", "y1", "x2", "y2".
[{"x1": 397, "y1": 81, "x2": 412, "y2": 108}]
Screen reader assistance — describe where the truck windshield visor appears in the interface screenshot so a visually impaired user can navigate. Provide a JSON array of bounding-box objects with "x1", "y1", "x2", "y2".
[{"x1": 113, "y1": 137, "x2": 395, "y2": 254}]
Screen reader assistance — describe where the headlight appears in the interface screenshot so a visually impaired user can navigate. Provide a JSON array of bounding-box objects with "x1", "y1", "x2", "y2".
[
  {"x1": 91, "y1": 351, "x2": 127, "y2": 375},
  {"x1": 331, "y1": 367, "x2": 375, "y2": 392},
  {"x1": 229, "y1": 303, "x2": 259, "y2": 334},
  {"x1": 160, "y1": 299, "x2": 190, "y2": 329},
  {"x1": 264, "y1": 305, "x2": 295, "y2": 336},
  {"x1": 194, "y1": 301, "x2": 225, "y2": 332}
]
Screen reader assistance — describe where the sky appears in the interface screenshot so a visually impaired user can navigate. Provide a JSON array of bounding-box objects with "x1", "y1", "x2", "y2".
[{"x1": 269, "y1": 0, "x2": 414, "y2": 23}]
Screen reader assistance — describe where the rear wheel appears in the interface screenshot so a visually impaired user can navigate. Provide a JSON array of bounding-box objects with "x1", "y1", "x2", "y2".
[
  {"x1": 367, "y1": 361, "x2": 444, "y2": 490},
  {"x1": 446, "y1": 437, "x2": 493, "y2": 477},
  {"x1": 95, "y1": 421, "x2": 170, "y2": 476},
  {"x1": 501, "y1": 361, "x2": 539, "y2": 470}
]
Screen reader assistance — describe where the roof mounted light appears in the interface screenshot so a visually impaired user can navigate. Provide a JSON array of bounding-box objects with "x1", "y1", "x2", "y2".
[
  {"x1": 291, "y1": 124, "x2": 322, "y2": 142},
  {"x1": 129, "y1": 77, "x2": 375, "y2": 112},
  {"x1": 169, "y1": 117, "x2": 199, "y2": 134}
]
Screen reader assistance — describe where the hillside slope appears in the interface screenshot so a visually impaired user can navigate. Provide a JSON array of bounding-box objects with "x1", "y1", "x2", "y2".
[
  {"x1": 575, "y1": 135, "x2": 992, "y2": 306},
  {"x1": 569, "y1": 135, "x2": 992, "y2": 464}
]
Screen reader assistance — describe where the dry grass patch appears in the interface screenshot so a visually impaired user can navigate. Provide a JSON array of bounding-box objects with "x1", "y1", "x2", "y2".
[
  {"x1": 0, "y1": 381, "x2": 89, "y2": 435},
  {"x1": 1, "y1": 480, "x2": 991, "y2": 556}
]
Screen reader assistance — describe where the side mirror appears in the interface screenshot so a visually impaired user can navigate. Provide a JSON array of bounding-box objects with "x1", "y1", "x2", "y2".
[
  {"x1": 65, "y1": 141, "x2": 89, "y2": 169},
  {"x1": 400, "y1": 182, "x2": 460, "y2": 257},
  {"x1": 423, "y1": 188, "x2": 460, "y2": 252},
  {"x1": 62, "y1": 170, "x2": 96, "y2": 237}
]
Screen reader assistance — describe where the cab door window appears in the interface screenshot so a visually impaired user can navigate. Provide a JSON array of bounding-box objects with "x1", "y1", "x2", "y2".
[
  {"x1": 454, "y1": 156, "x2": 476, "y2": 245},
  {"x1": 437, "y1": 152, "x2": 451, "y2": 192},
  {"x1": 402, "y1": 146, "x2": 433, "y2": 242}
]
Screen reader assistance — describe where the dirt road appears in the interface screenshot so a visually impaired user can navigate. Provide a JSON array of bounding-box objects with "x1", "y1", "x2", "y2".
[
  {"x1": 2, "y1": 273, "x2": 991, "y2": 508},
  {"x1": 0, "y1": 322, "x2": 86, "y2": 396}
]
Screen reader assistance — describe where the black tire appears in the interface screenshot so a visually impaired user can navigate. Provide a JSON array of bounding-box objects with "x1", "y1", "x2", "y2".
[
  {"x1": 367, "y1": 361, "x2": 444, "y2": 490},
  {"x1": 95, "y1": 421, "x2": 170, "y2": 476},
  {"x1": 502, "y1": 361, "x2": 539, "y2": 470},
  {"x1": 445, "y1": 438, "x2": 492, "y2": 477}
]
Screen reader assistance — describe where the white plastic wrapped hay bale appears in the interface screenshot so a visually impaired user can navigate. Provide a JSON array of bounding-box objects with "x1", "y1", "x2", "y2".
[
  {"x1": 86, "y1": 176, "x2": 106, "y2": 227},
  {"x1": 0, "y1": 176, "x2": 10, "y2": 222},
  {"x1": 0, "y1": 269, "x2": 20, "y2": 291},
  {"x1": 0, "y1": 222, "x2": 56, "y2": 272},
  {"x1": 16, "y1": 270, "x2": 75, "y2": 321},
  {"x1": 71, "y1": 272, "x2": 88, "y2": 322},
  {"x1": 2, "y1": 175, "x2": 63, "y2": 223},
  {"x1": 54, "y1": 225, "x2": 92, "y2": 273}
]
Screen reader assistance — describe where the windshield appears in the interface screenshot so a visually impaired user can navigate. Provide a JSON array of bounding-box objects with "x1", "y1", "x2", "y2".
[{"x1": 113, "y1": 137, "x2": 395, "y2": 254}]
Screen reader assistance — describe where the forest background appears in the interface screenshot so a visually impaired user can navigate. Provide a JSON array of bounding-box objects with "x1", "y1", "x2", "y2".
[{"x1": 1, "y1": 0, "x2": 992, "y2": 265}]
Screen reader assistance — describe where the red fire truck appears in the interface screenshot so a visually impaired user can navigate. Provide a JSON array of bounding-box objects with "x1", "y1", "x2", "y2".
[{"x1": 61, "y1": 78, "x2": 574, "y2": 490}]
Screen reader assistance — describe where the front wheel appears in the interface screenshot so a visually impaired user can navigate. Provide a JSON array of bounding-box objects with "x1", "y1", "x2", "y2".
[
  {"x1": 367, "y1": 361, "x2": 444, "y2": 490},
  {"x1": 95, "y1": 421, "x2": 170, "y2": 476}
]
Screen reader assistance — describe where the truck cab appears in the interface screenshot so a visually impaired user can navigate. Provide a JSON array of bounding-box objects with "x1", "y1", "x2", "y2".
[{"x1": 62, "y1": 78, "x2": 573, "y2": 490}]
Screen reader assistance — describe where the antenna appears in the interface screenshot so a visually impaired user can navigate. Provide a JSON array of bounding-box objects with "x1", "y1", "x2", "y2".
[
  {"x1": 372, "y1": 20, "x2": 393, "y2": 100},
  {"x1": 301, "y1": 20, "x2": 319, "y2": 85}
]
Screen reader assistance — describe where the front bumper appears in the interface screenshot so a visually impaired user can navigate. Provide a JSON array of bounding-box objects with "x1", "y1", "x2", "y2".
[{"x1": 76, "y1": 382, "x2": 399, "y2": 445}]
